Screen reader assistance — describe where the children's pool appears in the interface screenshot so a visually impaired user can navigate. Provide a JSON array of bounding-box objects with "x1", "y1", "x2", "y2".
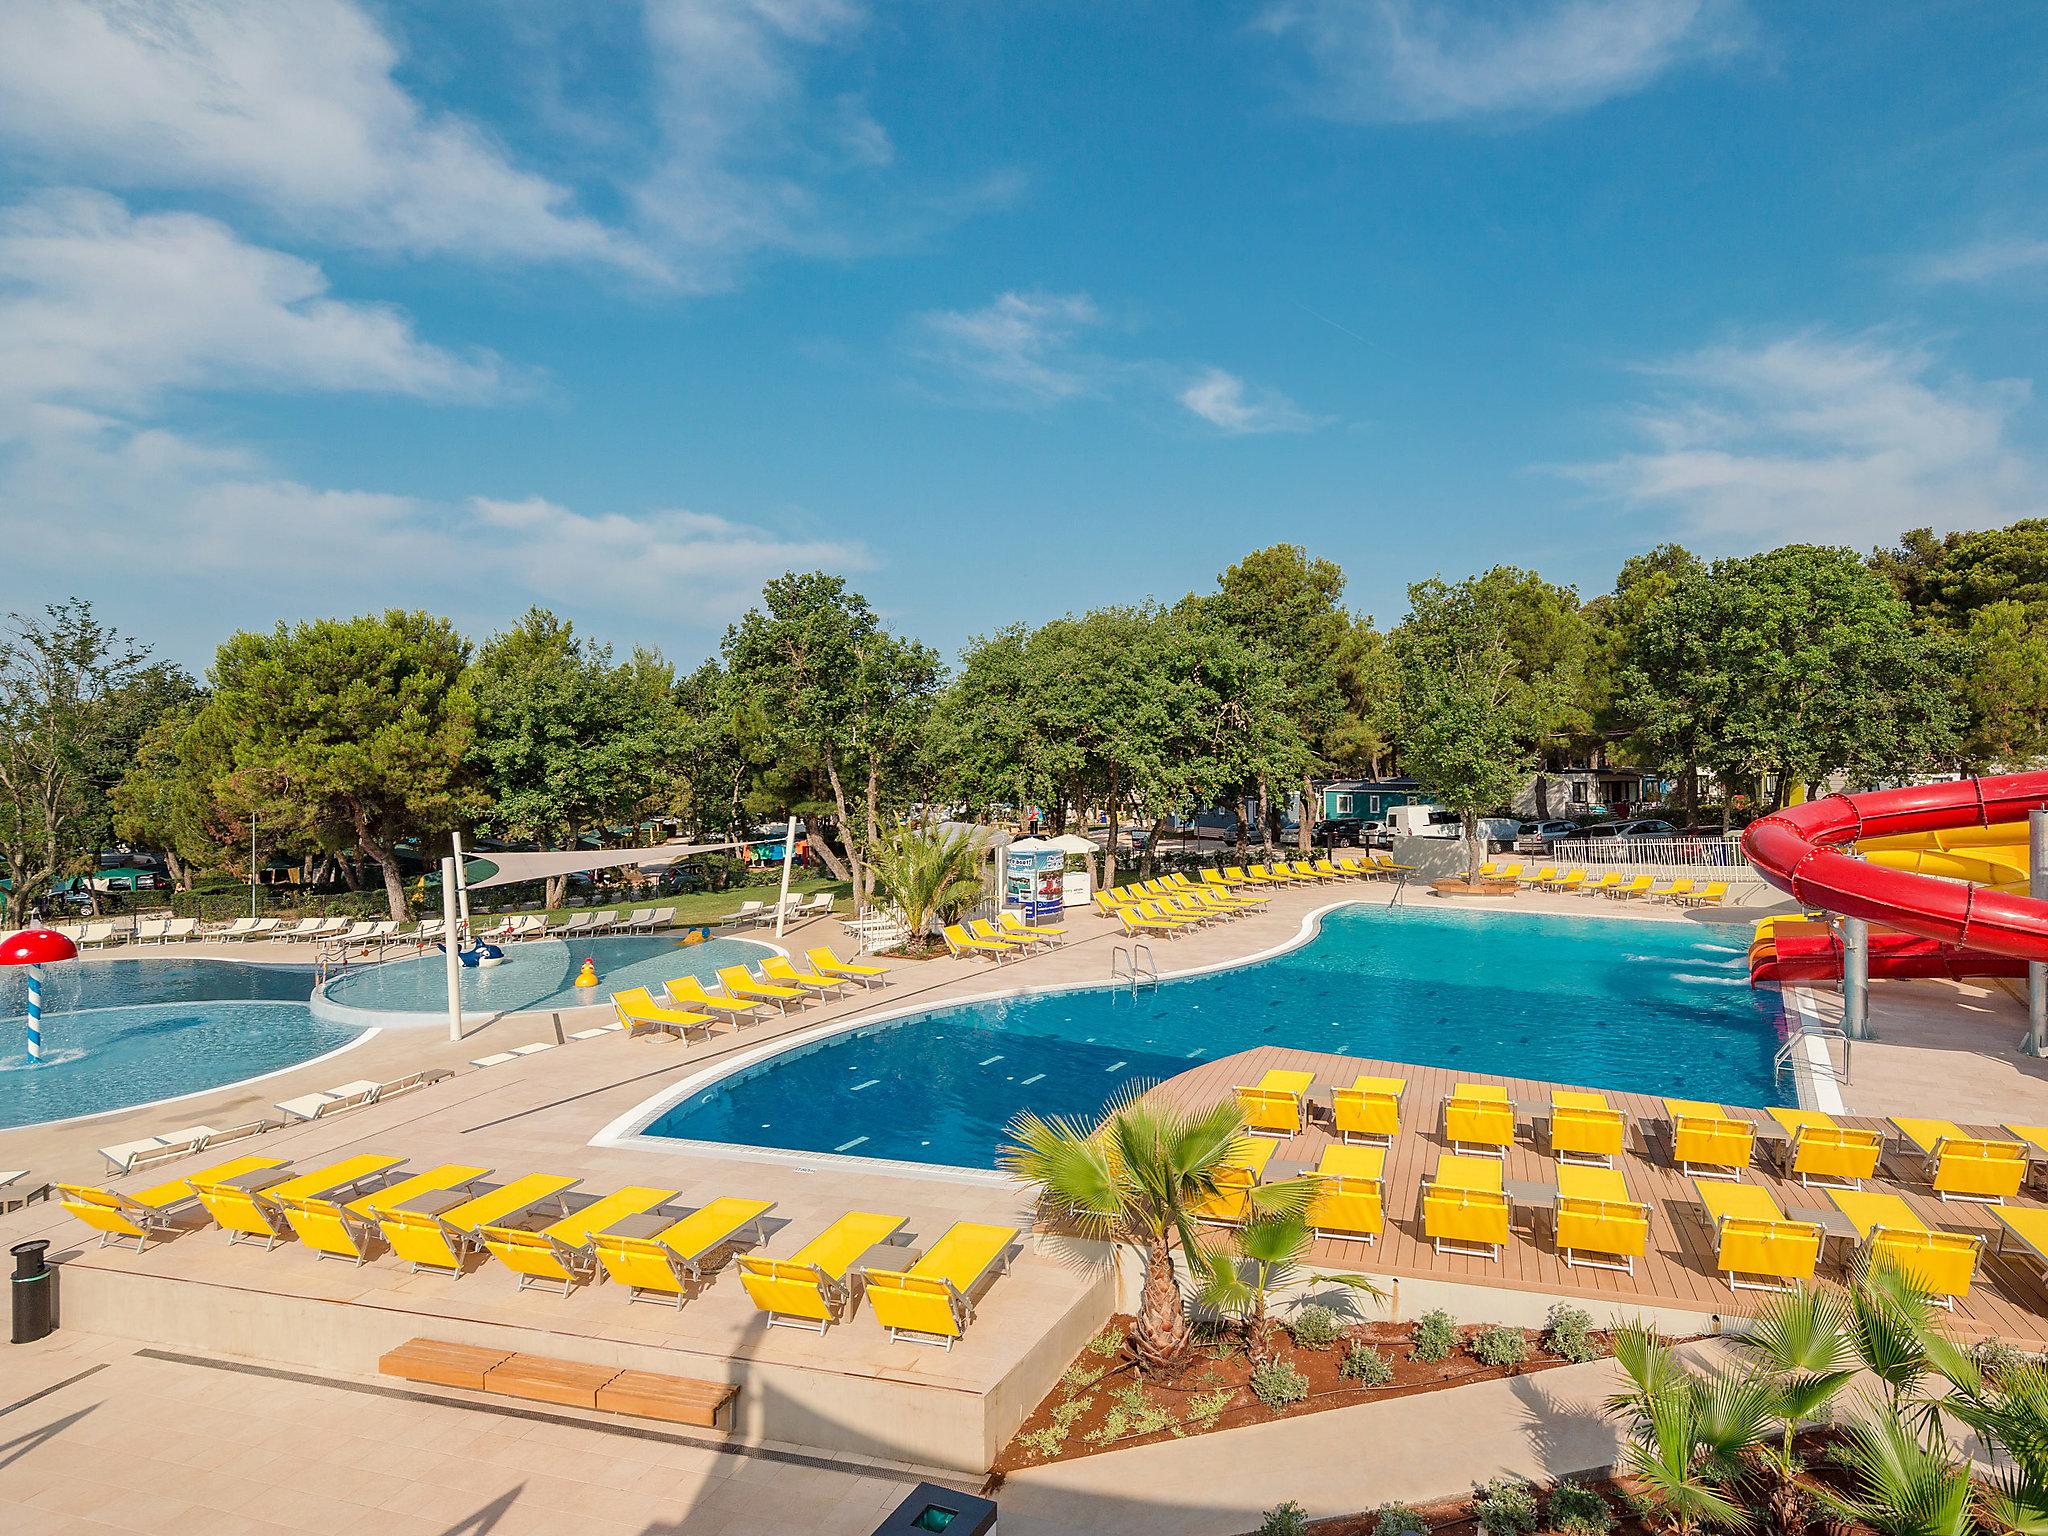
[
  {"x1": 641, "y1": 904, "x2": 1784, "y2": 1170},
  {"x1": 0, "y1": 959, "x2": 358, "y2": 1129},
  {"x1": 317, "y1": 934, "x2": 776, "y2": 1020}
]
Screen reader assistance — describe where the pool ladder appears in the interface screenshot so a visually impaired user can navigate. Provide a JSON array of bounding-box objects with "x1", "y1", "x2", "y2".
[
  {"x1": 1774, "y1": 1019, "x2": 1851, "y2": 1087},
  {"x1": 1110, "y1": 944, "x2": 1159, "y2": 996}
]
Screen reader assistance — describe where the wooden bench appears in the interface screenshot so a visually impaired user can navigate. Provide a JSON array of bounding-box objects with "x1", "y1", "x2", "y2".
[{"x1": 379, "y1": 1337, "x2": 737, "y2": 1429}]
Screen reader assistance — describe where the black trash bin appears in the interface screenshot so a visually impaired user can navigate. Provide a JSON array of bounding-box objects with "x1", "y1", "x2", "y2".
[{"x1": 11, "y1": 1239, "x2": 53, "y2": 1343}]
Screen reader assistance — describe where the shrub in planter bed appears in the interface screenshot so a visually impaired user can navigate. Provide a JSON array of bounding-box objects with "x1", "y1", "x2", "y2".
[
  {"x1": 1542, "y1": 1304, "x2": 1603, "y2": 1365},
  {"x1": 1261, "y1": 1500, "x2": 1310, "y2": 1536},
  {"x1": 1340, "y1": 1342, "x2": 1394, "y2": 1385},
  {"x1": 1250, "y1": 1358, "x2": 1311, "y2": 1407},
  {"x1": 1470, "y1": 1325, "x2": 1529, "y2": 1369},
  {"x1": 1411, "y1": 1308, "x2": 1458, "y2": 1363},
  {"x1": 1287, "y1": 1303, "x2": 1344, "y2": 1350},
  {"x1": 1545, "y1": 1479, "x2": 1614, "y2": 1536},
  {"x1": 1474, "y1": 1478, "x2": 1540, "y2": 1536},
  {"x1": 1374, "y1": 1502, "x2": 1430, "y2": 1536}
]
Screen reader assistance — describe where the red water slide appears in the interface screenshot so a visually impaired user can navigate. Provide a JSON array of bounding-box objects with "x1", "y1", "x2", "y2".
[{"x1": 1742, "y1": 772, "x2": 2048, "y2": 983}]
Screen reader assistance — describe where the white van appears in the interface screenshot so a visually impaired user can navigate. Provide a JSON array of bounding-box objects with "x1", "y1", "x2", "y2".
[{"x1": 1387, "y1": 805, "x2": 1521, "y2": 848}]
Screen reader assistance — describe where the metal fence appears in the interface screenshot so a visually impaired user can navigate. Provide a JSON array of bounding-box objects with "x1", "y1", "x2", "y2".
[{"x1": 1540, "y1": 834, "x2": 1749, "y2": 868}]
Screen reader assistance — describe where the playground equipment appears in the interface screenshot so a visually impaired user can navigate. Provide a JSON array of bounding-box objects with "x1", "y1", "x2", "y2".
[
  {"x1": 1744, "y1": 772, "x2": 2048, "y2": 986},
  {"x1": 1, "y1": 929, "x2": 79, "y2": 1062}
]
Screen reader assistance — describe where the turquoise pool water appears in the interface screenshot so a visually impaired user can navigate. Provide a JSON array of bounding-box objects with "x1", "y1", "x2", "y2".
[
  {"x1": 0, "y1": 959, "x2": 357, "y2": 1129},
  {"x1": 319, "y1": 934, "x2": 776, "y2": 1018},
  {"x1": 645, "y1": 904, "x2": 1783, "y2": 1170}
]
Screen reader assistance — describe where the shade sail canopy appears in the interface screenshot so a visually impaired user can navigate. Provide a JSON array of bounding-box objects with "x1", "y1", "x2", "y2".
[
  {"x1": 1045, "y1": 834, "x2": 1099, "y2": 855},
  {"x1": 462, "y1": 838, "x2": 769, "y2": 891}
]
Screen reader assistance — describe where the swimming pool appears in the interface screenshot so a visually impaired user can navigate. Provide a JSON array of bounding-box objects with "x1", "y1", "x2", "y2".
[
  {"x1": 638, "y1": 904, "x2": 1783, "y2": 1170},
  {"x1": 317, "y1": 934, "x2": 776, "y2": 1021},
  {"x1": 0, "y1": 959, "x2": 359, "y2": 1130}
]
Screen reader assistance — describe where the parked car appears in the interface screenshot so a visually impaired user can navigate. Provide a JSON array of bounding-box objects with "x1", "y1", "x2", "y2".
[
  {"x1": 1613, "y1": 819, "x2": 1679, "y2": 839},
  {"x1": 1310, "y1": 818, "x2": 1381, "y2": 848},
  {"x1": 1513, "y1": 819, "x2": 1579, "y2": 852}
]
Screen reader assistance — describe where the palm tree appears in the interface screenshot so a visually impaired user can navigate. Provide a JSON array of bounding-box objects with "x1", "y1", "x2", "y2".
[
  {"x1": 1844, "y1": 1256, "x2": 1940, "y2": 1423},
  {"x1": 1931, "y1": 1355, "x2": 2048, "y2": 1534},
  {"x1": 1000, "y1": 1090, "x2": 1271, "y2": 1373},
  {"x1": 1813, "y1": 1411, "x2": 1974, "y2": 1536},
  {"x1": 1607, "y1": 1322, "x2": 1772, "y2": 1536},
  {"x1": 866, "y1": 821, "x2": 986, "y2": 953},
  {"x1": 1187, "y1": 1208, "x2": 1382, "y2": 1362},
  {"x1": 1735, "y1": 1284, "x2": 1858, "y2": 1536}
]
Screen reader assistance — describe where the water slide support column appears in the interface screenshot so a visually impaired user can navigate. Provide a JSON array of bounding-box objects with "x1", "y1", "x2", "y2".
[
  {"x1": 1842, "y1": 916, "x2": 1870, "y2": 1041},
  {"x1": 2028, "y1": 809, "x2": 2048, "y2": 1058},
  {"x1": 441, "y1": 855, "x2": 462, "y2": 1043}
]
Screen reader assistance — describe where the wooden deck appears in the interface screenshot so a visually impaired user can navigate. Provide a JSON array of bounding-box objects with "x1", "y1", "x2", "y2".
[{"x1": 1152, "y1": 1045, "x2": 2048, "y2": 1348}]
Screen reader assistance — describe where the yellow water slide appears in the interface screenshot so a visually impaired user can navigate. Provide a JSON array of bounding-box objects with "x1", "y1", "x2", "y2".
[{"x1": 1856, "y1": 825, "x2": 2033, "y2": 894}]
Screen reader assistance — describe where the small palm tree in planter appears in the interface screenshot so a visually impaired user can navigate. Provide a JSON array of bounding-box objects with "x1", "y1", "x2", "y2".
[
  {"x1": 867, "y1": 821, "x2": 986, "y2": 954},
  {"x1": 1733, "y1": 1284, "x2": 1857, "y2": 1536},
  {"x1": 1188, "y1": 1209, "x2": 1383, "y2": 1363},
  {"x1": 1000, "y1": 1091, "x2": 1289, "y2": 1374},
  {"x1": 1606, "y1": 1322, "x2": 1773, "y2": 1536}
]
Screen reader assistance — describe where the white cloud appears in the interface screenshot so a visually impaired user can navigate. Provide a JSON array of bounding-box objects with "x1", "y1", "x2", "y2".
[
  {"x1": 914, "y1": 291, "x2": 1107, "y2": 403},
  {"x1": 0, "y1": 0, "x2": 653, "y2": 271},
  {"x1": 0, "y1": 415, "x2": 868, "y2": 660},
  {"x1": 1567, "y1": 332, "x2": 2042, "y2": 543},
  {"x1": 0, "y1": 191, "x2": 508, "y2": 412},
  {"x1": 911, "y1": 291, "x2": 1323, "y2": 434},
  {"x1": 1177, "y1": 368, "x2": 1319, "y2": 434},
  {"x1": 1915, "y1": 236, "x2": 2048, "y2": 286},
  {"x1": 1261, "y1": 0, "x2": 1748, "y2": 123}
]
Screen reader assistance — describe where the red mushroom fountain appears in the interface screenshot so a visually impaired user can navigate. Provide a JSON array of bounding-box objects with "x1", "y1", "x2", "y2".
[{"x1": 1, "y1": 928, "x2": 78, "y2": 1063}]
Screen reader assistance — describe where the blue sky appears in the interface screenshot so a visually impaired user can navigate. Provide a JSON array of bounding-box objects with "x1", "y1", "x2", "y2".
[{"x1": 2, "y1": 1, "x2": 2045, "y2": 669}]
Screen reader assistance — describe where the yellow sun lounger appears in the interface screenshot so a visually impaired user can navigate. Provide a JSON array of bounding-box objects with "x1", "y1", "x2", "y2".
[
  {"x1": 1551, "y1": 871, "x2": 1589, "y2": 893},
  {"x1": 717, "y1": 964, "x2": 806, "y2": 1011},
  {"x1": 1664, "y1": 1099, "x2": 1754, "y2": 1180},
  {"x1": 1649, "y1": 878, "x2": 1696, "y2": 902},
  {"x1": 667, "y1": 974, "x2": 773, "y2": 1024},
  {"x1": 1443, "y1": 1083, "x2": 1516, "y2": 1158},
  {"x1": 999, "y1": 909, "x2": 1067, "y2": 939},
  {"x1": 1547, "y1": 1090, "x2": 1627, "y2": 1166},
  {"x1": 277, "y1": 1163, "x2": 490, "y2": 1265},
  {"x1": 760, "y1": 956, "x2": 849, "y2": 996},
  {"x1": 1116, "y1": 906, "x2": 1187, "y2": 939},
  {"x1": 480, "y1": 1185, "x2": 678, "y2": 1296},
  {"x1": 1422, "y1": 1153, "x2": 1510, "y2": 1260},
  {"x1": 58, "y1": 1154, "x2": 289, "y2": 1253},
  {"x1": 1244, "y1": 864, "x2": 1296, "y2": 885},
  {"x1": 1235, "y1": 1068, "x2": 1315, "y2": 1138},
  {"x1": 738, "y1": 1211, "x2": 908, "y2": 1333},
  {"x1": 1583, "y1": 872, "x2": 1623, "y2": 895},
  {"x1": 1675, "y1": 880, "x2": 1729, "y2": 907},
  {"x1": 1696, "y1": 1178, "x2": 1820, "y2": 1293},
  {"x1": 1188, "y1": 1137, "x2": 1280, "y2": 1226},
  {"x1": 944, "y1": 922, "x2": 1025, "y2": 960},
  {"x1": 612, "y1": 986, "x2": 720, "y2": 1041},
  {"x1": 1203, "y1": 869, "x2": 1269, "y2": 898},
  {"x1": 1826, "y1": 1190, "x2": 1982, "y2": 1307},
  {"x1": 193, "y1": 1154, "x2": 407, "y2": 1251},
  {"x1": 378, "y1": 1173, "x2": 581, "y2": 1276},
  {"x1": 1768, "y1": 1108, "x2": 1883, "y2": 1189},
  {"x1": 1517, "y1": 866, "x2": 1559, "y2": 888},
  {"x1": 1890, "y1": 1118, "x2": 2027, "y2": 1203},
  {"x1": 1307, "y1": 1143, "x2": 1385, "y2": 1242},
  {"x1": 1332, "y1": 1074, "x2": 1406, "y2": 1146},
  {"x1": 1993, "y1": 1206, "x2": 2048, "y2": 1283},
  {"x1": 592, "y1": 1197, "x2": 777, "y2": 1308},
  {"x1": 1606, "y1": 874, "x2": 1655, "y2": 899},
  {"x1": 807, "y1": 947, "x2": 888, "y2": 987},
  {"x1": 863, "y1": 1221, "x2": 1019, "y2": 1348},
  {"x1": 972, "y1": 918, "x2": 1050, "y2": 952},
  {"x1": 1556, "y1": 1164, "x2": 1649, "y2": 1274}
]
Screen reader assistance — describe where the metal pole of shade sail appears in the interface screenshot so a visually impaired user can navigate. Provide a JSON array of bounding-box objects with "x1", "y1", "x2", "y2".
[
  {"x1": 2026, "y1": 809, "x2": 2047, "y2": 1058},
  {"x1": 441, "y1": 855, "x2": 463, "y2": 1043},
  {"x1": 451, "y1": 829, "x2": 472, "y2": 933},
  {"x1": 773, "y1": 816, "x2": 798, "y2": 941},
  {"x1": 1841, "y1": 915, "x2": 1869, "y2": 1042}
]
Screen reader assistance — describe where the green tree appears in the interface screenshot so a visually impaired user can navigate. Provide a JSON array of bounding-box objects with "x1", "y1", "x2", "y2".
[
  {"x1": 1875, "y1": 519, "x2": 2048, "y2": 626},
  {"x1": 468, "y1": 609, "x2": 677, "y2": 907},
  {"x1": 1734, "y1": 1284, "x2": 1858, "y2": 1536},
  {"x1": 866, "y1": 821, "x2": 986, "y2": 952},
  {"x1": 1210, "y1": 545, "x2": 1358, "y2": 851},
  {"x1": 1605, "y1": 1322, "x2": 1772, "y2": 1536},
  {"x1": 0, "y1": 601, "x2": 160, "y2": 926},
  {"x1": 1954, "y1": 600, "x2": 2048, "y2": 771},
  {"x1": 1813, "y1": 1412, "x2": 1974, "y2": 1536},
  {"x1": 1393, "y1": 576, "x2": 1566, "y2": 881},
  {"x1": 1624, "y1": 546, "x2": 1959, "y2": 811},
  {"x1": 203, "y1": 611, "x2": 478, "y2": 919},
  {"x1": 1000, "y1": 1091, "x2": 1258, "y2": 1374},
  {"x1": 723, "y1": 574, "x2": 940, "y2": 910}
]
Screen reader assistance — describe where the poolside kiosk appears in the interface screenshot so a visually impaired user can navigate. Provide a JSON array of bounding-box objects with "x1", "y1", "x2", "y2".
[
  {"x1": 1003, "y1": 837, "x2": 1065, "y2": 924},
  {"x1": 1, "y1": 927, "x2": 78, "y2": 1063}
]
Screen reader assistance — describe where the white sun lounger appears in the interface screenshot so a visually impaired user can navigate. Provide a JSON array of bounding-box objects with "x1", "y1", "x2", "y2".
[
  {"x1": 0, "y1": 1170, "x2": 51, "y2": 1211},
  {"x1": 623, "y1": 908, "x2": 659, "y2": 932},
  {"x1": 76, "y1": 921, "x2": 118, "y2": 948},
  {"x1": 719, "y1": 899, "x2": 766, "y2": 927},
  {"x1": 162, "y1": 917, "x2": 199, "y2": 942}
]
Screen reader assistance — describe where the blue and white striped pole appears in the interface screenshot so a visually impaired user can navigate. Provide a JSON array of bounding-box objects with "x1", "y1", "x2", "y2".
[{"x1": 25, "y1": 961, "x2": 43, "y2": 1062}]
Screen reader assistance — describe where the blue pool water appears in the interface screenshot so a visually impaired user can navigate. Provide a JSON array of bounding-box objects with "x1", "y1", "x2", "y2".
[
  {"x1": 646, "y1": 905, "x2": 1784, "y2": 1170},
  {"x1": 0, "y1": 959, "x2": 357, "y2": 1130},
  {"x1": 319, "y1": 934, "x2": 776, "y2": 1018}
]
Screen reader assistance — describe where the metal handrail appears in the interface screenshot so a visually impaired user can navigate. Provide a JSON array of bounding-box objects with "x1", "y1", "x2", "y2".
[
  {"x1": 1110, "y1": 944, "x2": 1159, "y2": 995},
  {"x1": 1774, "y1": 1021, "x2": 1851, "y2": 1085}
]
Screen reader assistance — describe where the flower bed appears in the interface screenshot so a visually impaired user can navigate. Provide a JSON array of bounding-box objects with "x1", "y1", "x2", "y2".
[{"x1": 995, "y1": 1304, "x2": 1610, "y2": 1471}]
